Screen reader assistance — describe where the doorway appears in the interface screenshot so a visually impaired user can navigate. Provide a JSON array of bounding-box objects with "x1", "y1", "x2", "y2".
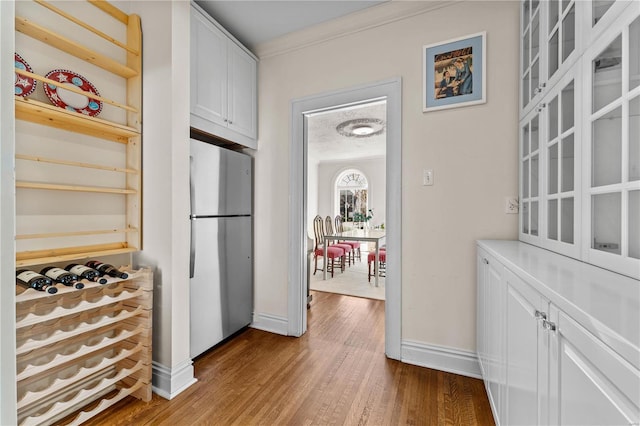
[
  {"x1": 288, "y1": 78, "x2": 402, "y2": 359},
  {"x1": 306, "y1": 100, "x2": 386, "y2": 301}
]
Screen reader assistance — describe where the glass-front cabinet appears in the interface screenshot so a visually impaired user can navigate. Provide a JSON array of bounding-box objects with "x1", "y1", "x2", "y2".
[
  {"x1": 584, "y1": 10, "x2": 640, "y2": 278},
  {"x1": 519, "y1": 0, "x2": 639, "y2": 279},
  {"x1": 520, "y1": 109, "x2": 541, "y2": 243}
]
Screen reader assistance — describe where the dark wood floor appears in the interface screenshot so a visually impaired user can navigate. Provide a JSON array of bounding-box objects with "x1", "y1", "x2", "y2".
[{"x1": 78, "y1": 291, "x2": 495, "y2": 425}]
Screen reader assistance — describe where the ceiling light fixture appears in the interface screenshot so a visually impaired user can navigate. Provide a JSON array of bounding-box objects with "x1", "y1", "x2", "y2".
[
  {"x1": 336, "y1": 118, "x2": 385, "y2": 138},
  {"x1": 351, "y1": 125, "x2": 374, "y2": 136}
]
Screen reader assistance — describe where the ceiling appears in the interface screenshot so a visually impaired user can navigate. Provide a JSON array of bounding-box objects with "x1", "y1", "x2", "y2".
[
  {"x1": 194, "y1": 1, "x2": 387, "y2": 51},
  {"x1": 195, "y1": 1, "x2": 389, "y2": 162},
  {"x1": 307, "y1": 100, "x2": 386, "y2": 162}
]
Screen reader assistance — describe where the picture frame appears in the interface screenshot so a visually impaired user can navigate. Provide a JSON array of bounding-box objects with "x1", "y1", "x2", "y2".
[{"x1": 422, "y1": 31, "x2": 486, "y2": 112}]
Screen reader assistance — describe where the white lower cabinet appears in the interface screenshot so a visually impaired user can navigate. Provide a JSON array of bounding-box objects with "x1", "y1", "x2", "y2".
[
  {"x1": 504, "y1": 268, "x2": 550, "y2": 426},
  {"x1": 549, "y1": 307, "x2": 639, "y2": 425},
  {"x1": 477, "y1": 240, "x2": 640, "y2": 426}
]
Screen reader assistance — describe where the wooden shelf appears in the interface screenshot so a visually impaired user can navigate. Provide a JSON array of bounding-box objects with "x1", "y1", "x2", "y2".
[
  {"x1": 16, "y1": 243, "x2": 137, "y2": 268},
  {"x1": 15, "y1": 97, "x2": 138, "y2": 144},
  {"x1": 16, "y1": 228, "x2": 139, "y2": 240},
  {"x1": 15, "y1": 154, "x2": 139, "y2": 174},
  {"x1": 16, "y1": 181, "x2": 137, "y2": 194},
  {"x1": 15, "y1": 16, "x2": 138, "y2": 78}
]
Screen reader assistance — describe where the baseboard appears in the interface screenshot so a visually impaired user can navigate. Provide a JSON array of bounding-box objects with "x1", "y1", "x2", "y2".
[
  {"x1": 401, "y1": 340, "x2": 482, "y2": 379},
  {"x1": 251, "y1": 312, "x2": 289, "y2": 336},
  {"x1": 152, "y1": 359, "x2": 198, "y2": 400}
]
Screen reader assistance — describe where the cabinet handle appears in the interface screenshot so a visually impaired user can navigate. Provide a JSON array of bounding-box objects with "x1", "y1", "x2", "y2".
[
  {"x1": 535, "y1": 310, "x2": 547, "y2": 320},
  {"x1": 534, "y1": 83, "x2": 546, "y2": 94},
  {"x1": 536, "y1": 103, "x2": 546, "y2": 112},
  {"x1": 543, "y1": 319, "x2": 557, "y2": 332},
  {"x1": 483, "y1": 258, "x2": 489, "y2": 264},
  {"x1": 229, "y1": 120, "x2": 233, "y2": 124},
  {"x1": 224, "y1": 118, "x2": 228, "y2": 123}
]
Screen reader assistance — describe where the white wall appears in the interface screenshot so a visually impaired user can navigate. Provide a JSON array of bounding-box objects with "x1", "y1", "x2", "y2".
[
  {"x1": 0, "y1": 2, "x2": 16, "y2": 423},
  {"x1": 316, "y1": 157, "x2": 386, "y2": 228},
  {"x1": 128, "y1": 0, "x2": 195, "y2": 398},
  {"x1": 254, "y1": 1, "x2": 519, "y2": 353}
]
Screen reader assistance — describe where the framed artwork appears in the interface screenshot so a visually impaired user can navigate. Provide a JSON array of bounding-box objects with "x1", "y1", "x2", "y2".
[{"x1": 423, "y1": 31, "x2": 486, "y2": 112}]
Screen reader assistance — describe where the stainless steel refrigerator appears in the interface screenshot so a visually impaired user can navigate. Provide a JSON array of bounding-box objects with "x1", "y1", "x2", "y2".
[{"x1": 189, "y1": 138, "x2": 253, "y2": 358}]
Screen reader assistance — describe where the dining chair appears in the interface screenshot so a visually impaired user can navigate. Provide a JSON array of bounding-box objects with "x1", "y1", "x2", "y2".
[
  {"x1": 368, "y1": 249, "x2": 386, "y2": 283},
  {"x1": 335, "y1": 215, "x2": 361, "y2": 261},
  {"x1": 312, "y1": 215, "x2": 345, "y2": 277},
  {"x1": 325, "y1": 216, "x2": 353, "y2": 267}
]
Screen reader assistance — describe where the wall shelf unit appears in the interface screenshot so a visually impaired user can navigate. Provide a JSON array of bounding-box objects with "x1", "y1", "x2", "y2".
[
  {"x1": 13, "y1": 1, "x2": 148, "y2": 424},
  {"x1": 14, "y1": 0, "x2": 142, "y2": 267}
]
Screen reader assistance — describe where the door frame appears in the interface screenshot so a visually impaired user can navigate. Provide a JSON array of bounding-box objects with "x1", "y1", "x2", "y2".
[{"x1": 288, "y1": 77, "x2": 402, "y2": 359}]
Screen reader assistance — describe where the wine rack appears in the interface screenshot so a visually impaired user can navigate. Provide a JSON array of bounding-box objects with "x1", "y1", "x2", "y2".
[
  {"x1": 15, "y1": 268, "x2": 152, "y2": 425},
  {"x1": 14, "y1": 0, "x2": 142, "y2": 267}
]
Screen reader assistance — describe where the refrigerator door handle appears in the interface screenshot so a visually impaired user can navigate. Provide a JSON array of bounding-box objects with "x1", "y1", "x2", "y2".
[
  {"x1": 189, "y1": 155, "x2": 195, "y2": 215},
  {"x1": 190, "y1": 218, "x2": 196, "y2": 279}
]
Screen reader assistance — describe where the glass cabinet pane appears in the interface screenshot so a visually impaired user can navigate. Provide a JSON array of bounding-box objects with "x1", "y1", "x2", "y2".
[
  {"x1": 549, "y1": 199, "x2": 558, "y2": 240},
  {"x1": 549, "y1": 96, "x2": 559, "y2": 140},
  {"x1": 630, "y1": 95, "x2": 639, "y2": 181},
  {"x1": 562, "y1": 81, "x2": 575, "y2": 132},
  {"x1": 561, "y1": 197, "x2": 574, "y2": 243},
  {"x1": 562, "y1": 135, "x2": 575, "y2": 191},
  {"x1": 593, "y1": 35, "x2": 622, "y2": 113},
  {"x1": 523, "y1": 0, "x2": 530, "y2": 28},
  {"x1": 630, "y1": 16, "x2": 639, "y2": 91},
  {"x1": 523, "y1": 160, "x2": 530, "y2": 198},
  {"x1": 531, "y1": 116, "x2": 540, "y2": 151},
  {"x1": 629, "y1": 190, "x2": 639, "y2": 259},
  {"x1": 531, "y1": 154, "x2": 539, "y2": 197},
  {"x1": 532, "y1": 60, "x2": 540, "y2": 98},
  {"x1": 549, "y1": 0, "x2": 560, "y2": 31},
  {"x1": 523, "y1": 202, "x2": 530, "y2": 234},
  {"x1": 562, "y1": 5, "x2": 575, "y2": 61},
  {"x1": 531, "y1": 201, "x2": 539, "y2": 236},
  {"x1": 549, "y1": 143, "x2": 559, "y2": 194},
  {"x1": 532, "y1": 13, "x2": 540, "y2": 59},
  {"x1": 523, "y1": 29, "x2": 530, "y2": 70},
  {"x1": 523, "y1": 123, "x2": 530, "y2": 156},
  {"x1": 523, "y1": 72, "x2": 530, "y2": 108},
  {"x1": 593, "y1": 0, "x2": 615, "y2": 27},
  {"x1": 592, "y1": 106, "x2": 622, "y2": 187},
  {"x1": 549, "y1": 31, "x2": 559, "y2": 78},
  {"x1": 592, "y1": 192, "x2": 621, "y2": 254}
]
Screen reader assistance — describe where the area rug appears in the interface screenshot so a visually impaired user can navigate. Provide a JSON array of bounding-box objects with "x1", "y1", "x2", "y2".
[{"x1": 310, "y1": 252, "x2": 385, "y2": 300}]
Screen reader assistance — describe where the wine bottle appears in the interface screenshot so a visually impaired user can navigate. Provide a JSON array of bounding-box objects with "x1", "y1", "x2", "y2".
[
  {"x1": 64, "y1": 264, "x2": 107, "y2": 284},
  {"x1": 40, "y1": 266, "x2": 85, "y2": 289},
  {"x1": 16, "y1": 270, "x2": 57, "y2": 294},
  {"x1": 85, "y1": 260, "x2": 128, "y2": 279}
]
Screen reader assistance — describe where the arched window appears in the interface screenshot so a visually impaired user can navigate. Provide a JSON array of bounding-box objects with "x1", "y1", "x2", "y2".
[{"x1": 336, "y1": 170, "x2": 368, "y2": 222}]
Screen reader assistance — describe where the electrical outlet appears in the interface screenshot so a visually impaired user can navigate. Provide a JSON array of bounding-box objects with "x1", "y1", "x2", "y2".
[
  {"x1": 505, "y1": 197, "x2": 519, "y2": 214},
  {"x1": 423, "y1": 169, "x2": 433, "y2": 186}
]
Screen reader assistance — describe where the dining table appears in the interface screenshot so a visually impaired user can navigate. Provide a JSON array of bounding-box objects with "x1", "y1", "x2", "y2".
[{"x1": 323, "y1": 228, "x2": 386, "y2": 287}]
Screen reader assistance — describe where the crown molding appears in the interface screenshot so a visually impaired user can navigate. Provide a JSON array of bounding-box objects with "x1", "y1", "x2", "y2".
[{"x1": 254, "y1": 0, "x2": 458, "y2": 59}]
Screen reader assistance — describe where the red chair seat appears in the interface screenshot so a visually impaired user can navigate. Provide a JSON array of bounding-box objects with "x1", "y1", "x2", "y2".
[
  {"x1": 367, "y1": 250, "x2": 386, "y2": 263},
  {"x1": 316, "y1": 246, "x2": 344, "y2": 259}
]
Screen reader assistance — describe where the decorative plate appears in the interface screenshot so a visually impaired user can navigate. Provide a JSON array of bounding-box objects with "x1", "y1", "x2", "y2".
[
  {"x1": 43, "y1": 69, "x2": 102, "y2": 116},
  {"x1": 14, "y1": 53, "x2": 37, "y2": 97}
]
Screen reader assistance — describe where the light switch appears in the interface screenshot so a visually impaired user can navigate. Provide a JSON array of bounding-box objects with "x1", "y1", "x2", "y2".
[{"x1": 423, "y1": 169, "x2": 434, "y2": 186}]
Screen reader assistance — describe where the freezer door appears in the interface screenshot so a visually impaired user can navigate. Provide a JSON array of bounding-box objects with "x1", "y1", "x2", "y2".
[
  {"x1": 190, "y1": 139, "x2": 252, "y2": 216},
  {"x1": 190, "y1": 216, "x2": 253, "y2": 358}
]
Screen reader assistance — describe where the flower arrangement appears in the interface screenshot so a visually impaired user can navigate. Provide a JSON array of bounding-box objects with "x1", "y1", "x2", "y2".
[{"x1": 353, "y1": 209, "x2": 374, "y2": 228}]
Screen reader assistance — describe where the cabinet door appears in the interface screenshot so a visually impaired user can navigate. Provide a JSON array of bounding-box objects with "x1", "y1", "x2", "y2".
[
  {"x1": 546, "y1": 0, "x2": 579, "y2": 88},
  {"x1": 191, "y1": 7, "x2": 228, "y2": 128},
  {"x1": 520, "y1": 107, "x2": 542, "y2": 243},
  {"x1": 583, "y1": 4, "x2": 640, "y2": 279},
  {"x1": 542, "y1": 68, "x2": 581, "y2": 258},
  {"x1": 504, "y1": 269, "x2": 549, "y2": 426},
  {"x1": 227, "y1": 42, "x2": 257, "y2": 140},
  {"x1": 487, "y1": 255, "x2": 506, "y2": 423},
  {"x1": 521, "y1": 0, "x2": 544, "y2": 116},
  {"x1": 548, "y1": 307, "x2": 640, "y2": 425}
]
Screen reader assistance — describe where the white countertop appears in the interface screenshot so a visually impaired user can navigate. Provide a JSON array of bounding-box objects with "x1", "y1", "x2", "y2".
[{"x1": 478, "y1": 240, "x2": 640, "y2": 369}]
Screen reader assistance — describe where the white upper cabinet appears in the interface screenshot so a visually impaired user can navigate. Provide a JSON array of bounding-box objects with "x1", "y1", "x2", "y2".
[
  {"x1": 190, "y1": 3, "x2": 258, "y2": 149},
  {"x1": 520, "y1": 0, "x2": 639, "y2": 278}
]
